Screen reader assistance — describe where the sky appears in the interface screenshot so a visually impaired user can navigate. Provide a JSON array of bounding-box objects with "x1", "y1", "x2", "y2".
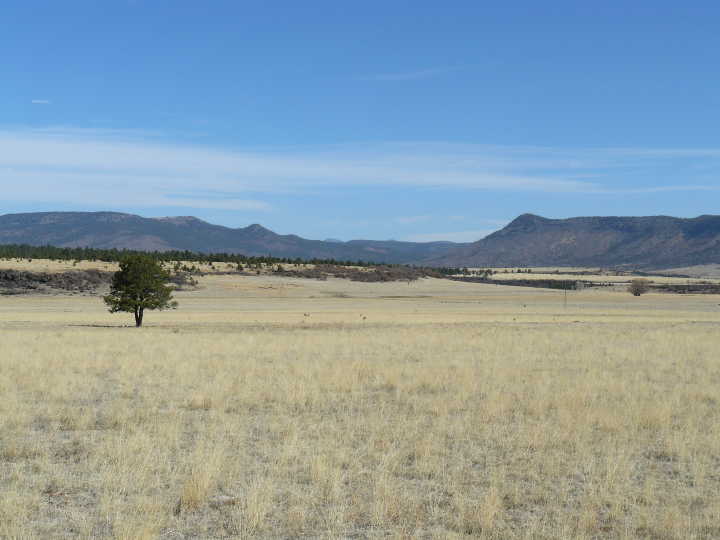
[{"x1": 2, "y1": 1, "x2": 719, "y2": 242}]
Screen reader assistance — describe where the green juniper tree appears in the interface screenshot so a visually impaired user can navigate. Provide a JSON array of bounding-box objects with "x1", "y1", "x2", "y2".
[{"x1": 103, "y1": 255, "x2": 177, "y2": 327}]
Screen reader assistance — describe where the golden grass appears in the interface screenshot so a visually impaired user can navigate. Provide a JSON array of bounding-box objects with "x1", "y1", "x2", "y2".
[
  {"x1": 1, "y1": 269, "x2": 719, "y2": 538},
  {"x1": 0, "y1": 258, "x2": 308, "y2": 275},
  {"x1": 475, "y1": 269, "x2": 720, "y2": 285}
]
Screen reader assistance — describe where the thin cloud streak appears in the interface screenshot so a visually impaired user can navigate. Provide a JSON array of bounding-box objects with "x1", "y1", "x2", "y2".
[
  {"x1": 31, "y1": 99, "x2": 51, "y2": 105},
  {"x1": 1, "y1": 127, "x2": 719, "y2": 213},
  {"x1": 0, "y1": 169, "x2": 272, "y2": 212},
  {"x1": 0, "y1": 128, "x2": 596, "y2": 199},
  {"x1": 589, "y1": 185, "x2": 720, "y2": 194}
]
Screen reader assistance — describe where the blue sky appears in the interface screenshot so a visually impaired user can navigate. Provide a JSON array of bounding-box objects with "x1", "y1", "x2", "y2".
[{"x1": 2, "y1": 1, "x2": 719, "y2": 242}]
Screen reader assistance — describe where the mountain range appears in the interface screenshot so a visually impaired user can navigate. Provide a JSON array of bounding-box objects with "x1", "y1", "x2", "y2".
[
  {"x1": 432, "y1": 213, "x2": 720, "y2": 269},
  {"x1": 0, "y1": 212, "x2": 463, "y2": 264},
  {"x1": 1, "y1": 211, "x2": 719, "y2": 269}
]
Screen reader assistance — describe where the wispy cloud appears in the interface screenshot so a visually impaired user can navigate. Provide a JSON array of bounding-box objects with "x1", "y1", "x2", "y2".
[
  {"x1": 590, "y1": 185, "x2": 720, "y2": 195},
  {"x1": 25, "y1": 125, "x2": 164, "y2": 139},
  {"x1": 1, "y1": 126, "x2": 718, "y2": 214},
  {"x1": 361, "y1": 66, "x2": 463, "y2": 81},
  {"x1": 31, "y1": 99, "x2": 51, "y2": 105}
]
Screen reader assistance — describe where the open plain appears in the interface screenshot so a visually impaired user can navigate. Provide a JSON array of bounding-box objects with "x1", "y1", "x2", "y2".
[{"x1": 1, "y1": 267, "x2": 720, "y2": 539}]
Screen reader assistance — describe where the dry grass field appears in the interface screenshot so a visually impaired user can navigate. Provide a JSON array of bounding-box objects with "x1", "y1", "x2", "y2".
[
  {"x1": 469, "y1": 268, "x2": 720, "y2": 286},
  {"x1": 1, "y1": 264, "x2": 720, "y2": 538}
]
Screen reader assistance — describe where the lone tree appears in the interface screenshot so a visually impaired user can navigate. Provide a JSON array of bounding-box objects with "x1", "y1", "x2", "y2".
[
  {"x1": 628, "y1": 278, "x2": 650, "y2": 297},
  {"x1": 104, "y1": 255, "x2": 177, "y2": 327}
]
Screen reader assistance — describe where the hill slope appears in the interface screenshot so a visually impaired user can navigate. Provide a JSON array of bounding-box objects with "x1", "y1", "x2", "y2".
[
  {"x1": 429, "y1": 214, "x2": 720, "y2": 269},
  {"x1": 0, "y1": 212, "x2": 464, "y2": 264}
]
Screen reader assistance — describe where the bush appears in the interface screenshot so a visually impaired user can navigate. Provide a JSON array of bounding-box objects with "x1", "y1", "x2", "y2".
[{"x1": 628, "y1": 278, "x2": 650, "y2": 296}]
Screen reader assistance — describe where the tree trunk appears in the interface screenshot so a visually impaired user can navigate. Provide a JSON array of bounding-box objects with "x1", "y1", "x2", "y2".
[{"x1": 134, "y1": 308, "x2": 143, "y2": 327}]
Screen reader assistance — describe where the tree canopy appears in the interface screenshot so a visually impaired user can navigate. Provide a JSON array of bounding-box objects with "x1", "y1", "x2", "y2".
[{"x1": 103, "y1": 255, "x2": 177, "y2": 327}]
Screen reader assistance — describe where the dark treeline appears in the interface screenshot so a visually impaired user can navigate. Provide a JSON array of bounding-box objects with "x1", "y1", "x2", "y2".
[
  {"x1": 0, "y1": 243, "x2": 372, "y2": 267},
  {"x1": 0, "y1": 243, "x2": 463, "y2": 274}
]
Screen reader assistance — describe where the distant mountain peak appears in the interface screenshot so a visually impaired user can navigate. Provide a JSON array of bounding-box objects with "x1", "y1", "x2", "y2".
[
  {"x1": 506, "y1": 213, "x2": 548, "y2": 228},
  {"x1": 0, "y1": 211, "x2": 468, "y2": 263},
  {"x1": 244, "y1": 223, "x2": 272, "y2": 234},
  {"x1": 430, "y1": 213, "x2": 720, "y2": 269}
]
